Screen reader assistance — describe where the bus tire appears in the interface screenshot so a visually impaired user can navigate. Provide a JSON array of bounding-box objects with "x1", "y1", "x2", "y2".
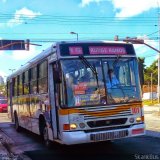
[
  {"x1": 14, "y1": 112, "x2": 21, "y2": 132},
  {"x1": 43, "y1": 125, "x2": 52, "y2": 148},
  {"x1": 39, "y1": 116, "x2": 52, "y2": 148}
]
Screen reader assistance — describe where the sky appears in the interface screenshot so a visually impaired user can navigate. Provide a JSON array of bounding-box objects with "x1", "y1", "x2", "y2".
[{"x1": 0, "y1": 0, "x2": 160, "y2": 80}]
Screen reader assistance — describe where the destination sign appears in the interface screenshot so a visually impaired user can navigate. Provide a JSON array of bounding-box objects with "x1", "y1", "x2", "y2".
[
  {"x1": 69, "y1": 46, "x2": 83, "y2": 55},
  {"x1": 89, "y1": 46, "x2": 126, "y2": 55},
  {"x1": 59, "y1": 43, "x2": 135, "y2": 56}
]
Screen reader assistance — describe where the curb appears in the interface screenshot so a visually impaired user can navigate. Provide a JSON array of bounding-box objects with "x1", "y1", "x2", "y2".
[
  {"x1": 0, "y1": 130, "x2": 31, "y2": 160},
  {"x1": 146, "y1": 130, "x2": 160, "y2": 138}
]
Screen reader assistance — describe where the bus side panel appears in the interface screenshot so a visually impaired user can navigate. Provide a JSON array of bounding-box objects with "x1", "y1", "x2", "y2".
[
  {"x1": 30, "y1": 94, "x2": 52, "y2": 136},
  {"x1": 17, "y1": 96, "x2": 26, "y2": 128},
  {"x1": 30, "y1": 95, "x2": 41, "y2": 135},
  {"x1": 13, "y1": 96, "x2": 19, "y2": 121},
  {"x1": 22, "y1": 95, "x2": 32, "y2": 130}
]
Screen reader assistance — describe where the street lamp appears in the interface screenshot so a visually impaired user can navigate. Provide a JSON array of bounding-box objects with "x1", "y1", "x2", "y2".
[
  {"x1": 70, "y1": 32, "x2": 78, "y2": 41},
  {"x1": 9, "y1": 69, "x2": 16, "y2": 73}
]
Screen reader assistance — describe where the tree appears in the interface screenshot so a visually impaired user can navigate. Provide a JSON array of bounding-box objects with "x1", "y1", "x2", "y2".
[
  {"x1": 144, "y1": 60, "x2": 158, "y2": 85},
  {"x1": 138, "y1": 57, "x2": 145, "y2": 85},
  {"x1": 0, "y1": 84, "x2": 7, "y2": 97}
]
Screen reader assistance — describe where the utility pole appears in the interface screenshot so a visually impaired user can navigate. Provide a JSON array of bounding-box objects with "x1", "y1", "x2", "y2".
[
  {"x1": 148, "y1": 82, "x2": 150, "y2": 92},
  {"x1": 151, "y1": 73, "x2": 153, "y2": 103},
  {"x1": 158, "y1": 3, "x2": 160, "y2": 103}
]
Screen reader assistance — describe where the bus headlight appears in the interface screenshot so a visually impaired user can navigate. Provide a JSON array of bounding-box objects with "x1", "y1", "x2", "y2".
[
  {"x1": 136, "y1": 117, "x2": 142, "y2": 123},
  {"x1": 70, "y1": 123, "x2": 77, "y2": 129}
]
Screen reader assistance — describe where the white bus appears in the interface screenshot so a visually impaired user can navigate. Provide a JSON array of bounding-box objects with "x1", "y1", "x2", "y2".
[{"x1": 7, "y1": 41, "x2": 145, "y2": 146}]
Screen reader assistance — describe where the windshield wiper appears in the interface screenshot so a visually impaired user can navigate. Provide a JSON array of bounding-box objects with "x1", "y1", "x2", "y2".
[
  {"x1": 79, "y1": 55, "x2": 97, "y2": 75},
  {"x1": 79, "y1": 55, "x2": 99, "y2": 89},
  {"x1": 113, "y1": 55, "x2": 121, "y2": 67}
]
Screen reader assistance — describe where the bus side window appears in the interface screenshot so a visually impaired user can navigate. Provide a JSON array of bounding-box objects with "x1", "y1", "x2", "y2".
[
  {"x1": 13, "y1": 77, "x2": 18, "y2": 97},
  {"x1": 23, "y1": 71, "x2": 30, "y2": 95},
  {"x1": 38, "y1": 61, "x2": 48, "y2": 94},
  {"x1": 18, "y1": 74, "x2": 23, "y2": 96},
  {"x1": 30, "y1": 67, "x2": 38, "y2": 94}
]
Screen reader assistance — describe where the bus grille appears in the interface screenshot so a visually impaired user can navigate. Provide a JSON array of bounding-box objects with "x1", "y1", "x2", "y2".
[
  {"x1": 78, "y1": 105, "x2": 132, "y2": 120},
  {"x1": 87, "y1": 118, "x2": 127, "y2": 128},
  {"x1": 90, "y1": 130, "x2": 128, "y2": 141}
]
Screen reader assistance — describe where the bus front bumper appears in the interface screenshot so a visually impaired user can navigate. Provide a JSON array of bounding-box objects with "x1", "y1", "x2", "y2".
[{"x1": 61, "y1": 123, "x2": 145, "y2": 145}]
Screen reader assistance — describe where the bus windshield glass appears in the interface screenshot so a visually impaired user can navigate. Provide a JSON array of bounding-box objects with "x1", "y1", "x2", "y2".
[
  {"x1": 61, "y1": 57, "x2": 141, "y2": 107},
  {"x1": 102, "y1": 58, "x2": 141, "y2": 104}
]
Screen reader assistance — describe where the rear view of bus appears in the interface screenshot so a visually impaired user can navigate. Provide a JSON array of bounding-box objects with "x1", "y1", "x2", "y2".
[{"x1": 57, "y1": 42, "x2": 145, "y2": 144}]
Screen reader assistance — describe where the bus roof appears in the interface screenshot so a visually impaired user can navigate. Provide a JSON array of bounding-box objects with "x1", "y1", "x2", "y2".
[{"x1": 7, "y1": 40, "x2": 134, "y2": 80}]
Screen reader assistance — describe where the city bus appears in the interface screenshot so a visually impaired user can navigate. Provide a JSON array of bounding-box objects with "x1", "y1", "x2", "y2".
[{"x1": 7, "y1": 41, "x2": 145, "y2": 146}]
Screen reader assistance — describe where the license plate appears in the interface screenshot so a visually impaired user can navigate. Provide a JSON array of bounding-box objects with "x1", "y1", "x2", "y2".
[{"x1": 90, "y1": 130, "x2": 128, "y2": 141}]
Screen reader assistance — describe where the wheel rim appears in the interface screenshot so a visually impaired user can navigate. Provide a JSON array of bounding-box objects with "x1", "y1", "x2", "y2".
[
  {"x1": 43, "y1": 127, "x2": 50, "y2": 146},
  {"x1": 15, "y1": 117, "x2": 18, "y2": 129},
  {"x1": 43, "y1": 127, "x2": 48, "y2": 141}
]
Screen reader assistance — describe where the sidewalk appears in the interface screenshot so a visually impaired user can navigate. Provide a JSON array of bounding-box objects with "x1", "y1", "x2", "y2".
[
  {"x1": 0, "y1": 114, "x2": 31, "y2": 160},
  {"x1": 144, "y1": 105, "x2": 160, "y2": 138},
  {"x1": 0, "y1": 127, "x2": 31, "y2": 160}
]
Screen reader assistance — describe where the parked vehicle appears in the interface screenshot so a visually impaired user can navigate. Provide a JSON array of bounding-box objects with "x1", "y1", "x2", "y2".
[{"x1": 0, "y1": 98, "x2": 8, "y2": 112}]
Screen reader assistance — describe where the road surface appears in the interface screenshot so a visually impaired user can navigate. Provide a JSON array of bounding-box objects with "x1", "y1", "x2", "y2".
[{"x1": 0, "y1": 113, "x2": 160, "y2": 160}]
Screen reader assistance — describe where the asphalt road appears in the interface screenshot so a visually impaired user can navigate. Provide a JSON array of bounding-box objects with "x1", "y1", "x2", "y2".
[{"x1": 0, "y1": 120, "x2": 159, "y2": 160}]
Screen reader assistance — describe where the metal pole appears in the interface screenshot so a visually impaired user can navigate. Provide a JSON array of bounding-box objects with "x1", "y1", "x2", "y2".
[
  {"x1": 70, "y1": 32, "x2": 78, "y2": 41},
  {"x1": 151, "y1": 73, "x2": 153, "y2": 103},
  {"x1": 157, "y1": 2, "x2": 160, "y2": 104},
  {"x1": 76, "y1": 33, "x2": 78, "y2": 41}
]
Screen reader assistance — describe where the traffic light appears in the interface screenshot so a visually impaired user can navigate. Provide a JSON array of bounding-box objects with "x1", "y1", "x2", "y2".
[{"x1": 0, "y1": 40, "x2": 25, "y2": 50}]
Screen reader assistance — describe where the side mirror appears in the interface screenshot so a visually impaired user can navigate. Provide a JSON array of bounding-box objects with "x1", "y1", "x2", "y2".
[{"x1": 53, "y1": 70, "x2": 61, "y2": 83}]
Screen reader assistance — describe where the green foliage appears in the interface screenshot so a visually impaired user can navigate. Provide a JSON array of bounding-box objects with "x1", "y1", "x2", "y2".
[
  {"x1": 138, "y1": 57, "x2": 145, "y2": 85},
  {"x1": 144, "y1": 60, "x2": 158, "y2": 85},
  {"x1": 143, "y1": 99, "x2": 158, "y2": 106},
  {"x1": 0, "y1": 84, "x2": 7, "y2": 96}
]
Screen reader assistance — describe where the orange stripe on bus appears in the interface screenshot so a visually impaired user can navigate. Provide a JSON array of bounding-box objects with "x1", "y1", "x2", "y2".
[
  {"x1": 59, "y1": 103, "x2": 142, "y2": 117},
  {"x1": 141, "y1": 116, "x2": 144, "y2": 122}
]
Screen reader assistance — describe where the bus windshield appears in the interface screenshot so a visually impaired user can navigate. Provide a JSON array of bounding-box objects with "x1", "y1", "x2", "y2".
[{"x1": 61, "y1": 58, "x2": 141, "y2": 107}]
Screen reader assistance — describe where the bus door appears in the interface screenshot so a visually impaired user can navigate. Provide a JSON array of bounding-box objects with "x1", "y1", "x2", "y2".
[
  {"x1": 48, "y1": 63, "x2": 60, "y2": 139},
  {"x1": 7, "y1": 80, "x2": 14, "y2": 121}
]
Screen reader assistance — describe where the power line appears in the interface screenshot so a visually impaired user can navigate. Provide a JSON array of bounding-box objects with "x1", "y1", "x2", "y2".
[
  {"x1": 147, "y1": 31, "x2": 159, "y2": 37},
  {"x1": 0, "y1": 14, "x2": 158, "y2": 26}
]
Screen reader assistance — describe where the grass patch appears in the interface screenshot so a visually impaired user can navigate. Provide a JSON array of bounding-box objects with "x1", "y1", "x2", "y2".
[{"x1": 143, "y1": 99, "x2": 158, "y2": 106}]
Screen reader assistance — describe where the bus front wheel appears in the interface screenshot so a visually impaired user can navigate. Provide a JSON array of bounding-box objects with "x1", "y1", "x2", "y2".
[
  {"x1": 14, "y1": 113, "x2": 21, "y2": 132},
  {"x1": 39, "y1": 117, "x2": 52, "y2": 148},
  {"x1": 43, "y1": 126, "x2": 52, "y2": 148}
]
